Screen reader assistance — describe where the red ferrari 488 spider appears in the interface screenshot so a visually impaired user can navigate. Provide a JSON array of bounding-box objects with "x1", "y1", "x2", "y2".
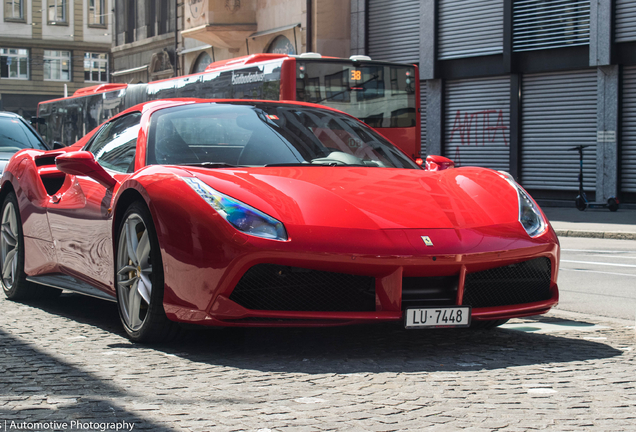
[{"x1": 0, "y1": 99, "x2": 559, "y2": 342}]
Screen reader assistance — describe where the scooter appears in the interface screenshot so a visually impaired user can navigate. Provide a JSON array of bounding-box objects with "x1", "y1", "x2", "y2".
[{"x1": 568, "y1": 145, "x2": 619, "y2": 212}]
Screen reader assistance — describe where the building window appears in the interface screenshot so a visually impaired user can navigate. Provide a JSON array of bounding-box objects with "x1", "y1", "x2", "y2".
[
  {"x1": 84, "y1": 52, "x2": 108, "y2": 82},
  {"x1": 125, "y1": 0, "x2": 136, "y2": 44},
  {"x1": 4, "y1": 0, "x2": 24, "y2": 21},
  {"x1": 48, "y1": 0, "x2": 67, "y2": 23},
  {"x1": 192, "y1": 52, "x2": 212, "y2": 73},
  {"x1": 88, "y1": 0, "x2": 105, "y2": 26},
  {"x1": 267, "y1": 35, "x2": 296, "y2": 55},
  {"x1": 0, "y1": 48, "x2": 29, "y2": 79},
  {"x1": 44, "y1": 50, "x2": 70, "y2": 81}
]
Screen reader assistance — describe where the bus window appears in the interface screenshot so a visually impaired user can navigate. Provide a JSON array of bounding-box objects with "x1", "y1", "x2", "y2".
[
  {"x1": 296, "y1": 61, "x2": 415, "y2": 129},
  {"x1": 200, "y1": 71, "x2": 233, "y2": 99},
  {"x1": 60, "y1": 101, "x2": 83, "y2": 146},
  {"x1": 198, "y1": 62, "x2": 282, "y2": 101},
  {"x1": 147, "y1": 80, "x2": 177, "y2": 100},
  {"x1": 37, "y1": 103, "x2": 52, "y2": 144},
  {"x1": 391, "y1": 108, "x2": 416, "y2": 128},
  {"x1": 325, "y1": 70, "x2": 350, "y2": 102},
  {"x1": 85, "y1": 94, "x2": 103, "y2": 136},
  {"x1": 175, "y1": 76, "x2": 201, "y2": 98},
  {"x1": 296, "y1": 76, "x2": 320, "y2": 103},
  {"x1": 357, "y1": 66, "x2": 385, "y2": 101},
  {"x1": 102, "y1": 89, "x2": 125, "y2": 123}
]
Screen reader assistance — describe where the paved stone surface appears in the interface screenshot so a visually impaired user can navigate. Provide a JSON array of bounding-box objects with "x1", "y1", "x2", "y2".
[{"x1": 0, "y1": 293, "x2": 635, "y2": 431}]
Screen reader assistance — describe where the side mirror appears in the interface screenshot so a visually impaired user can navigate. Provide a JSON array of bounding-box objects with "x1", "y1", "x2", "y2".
[
  {"x1": 52, "y1": 141, "x2": 65, "y2": 150},
  {"x1": 426, "y1": 155, "x2": 455, "y2": 171},
  {"x1": 55, "y1": 151, "x2": 117, "y2": 189}
]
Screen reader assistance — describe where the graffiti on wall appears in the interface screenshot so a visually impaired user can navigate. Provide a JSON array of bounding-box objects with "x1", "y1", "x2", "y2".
[
  {"x1": 448, "y1": 109, "x2": 509, "y2": 146},
  {"x1": 447, "y1": 109, "x2": 509, "y2": 166}
]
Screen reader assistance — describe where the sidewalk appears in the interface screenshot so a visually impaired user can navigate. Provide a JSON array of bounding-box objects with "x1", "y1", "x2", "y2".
[{"x1": 543, "y1": 206, "x2": 636, "y2": 240}]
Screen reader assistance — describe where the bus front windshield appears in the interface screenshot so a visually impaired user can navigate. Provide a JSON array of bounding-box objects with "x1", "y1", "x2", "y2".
[{"x1": 295, "y1": 61, "x2": 416, "y2": 129}]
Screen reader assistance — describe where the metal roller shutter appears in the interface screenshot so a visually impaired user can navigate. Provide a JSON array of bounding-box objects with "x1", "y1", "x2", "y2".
[
  {"x1": 616, "y1": 0, "x2": 636, "y2": 43},
  {"x1": 521, "y1": 69, "x2": 597, "y2": 191},
  {"x1": 421, "y1": 80, "x2": 427, "y2": 156},
  {"x1": 513, "y1": 0, "x2": 590, "y2": 52},
  {"x1": 622, "y1": 67, "x2": 636, "y2": 193},
  {"x1": 444, "y1": 76, "x2": 511, "y2": 171},
  {"x1": 438, "y1": 0, "x2": 504, "y2": 60},
  {"x1": 367, "y1": 0, "x2": 420, "y2": 63}
]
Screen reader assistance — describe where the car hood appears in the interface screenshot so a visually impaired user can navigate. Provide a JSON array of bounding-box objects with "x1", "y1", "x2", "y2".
[{"x1": 186, "y1": 166, "x2": 521, "y2": 230}]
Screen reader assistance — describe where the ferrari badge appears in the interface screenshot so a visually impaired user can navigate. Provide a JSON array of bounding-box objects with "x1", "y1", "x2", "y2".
[{"x1": 421, "y1": 236, "x2": 434, "y2": 246}]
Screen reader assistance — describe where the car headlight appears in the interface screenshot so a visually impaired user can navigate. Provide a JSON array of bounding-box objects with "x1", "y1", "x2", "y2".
[
  {"x1": 498, "y1": 171, "x2": 548, "y2": 238},
  {"x1": 182, "y1": 176, "x2": 288, "y2": 241}
]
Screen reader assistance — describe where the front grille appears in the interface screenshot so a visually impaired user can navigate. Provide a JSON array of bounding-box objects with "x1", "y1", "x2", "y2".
[
  {"x1": 462, "y1": 257, "x2": 552, "y2": 308},
  {"x1": 229, "y1": 264, "x2": 376, "y2": 312},
  {"x1": 401, "y1": 276, "x2": 458, "y2": 310}
]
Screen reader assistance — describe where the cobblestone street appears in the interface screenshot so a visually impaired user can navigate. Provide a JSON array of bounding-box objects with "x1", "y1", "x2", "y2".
[{"x1": 1, "y1": 293, "x2": 635, "y2": 431}]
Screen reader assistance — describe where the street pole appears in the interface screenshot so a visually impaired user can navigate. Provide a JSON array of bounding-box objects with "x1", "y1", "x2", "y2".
[{"x1": 174, "y1": 0, "x2": 179, "y2": 77}]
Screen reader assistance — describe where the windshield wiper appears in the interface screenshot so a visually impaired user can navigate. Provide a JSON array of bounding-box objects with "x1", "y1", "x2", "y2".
[
  {"x1": 179, "y1": 162, "x2": 244, "y2": 168},
  {"x1": 264, "y1": 162, "x2": 312, "y2": 167},
  {"x1": 265, "y1": 161, "x2": 366, "y2": 167}
]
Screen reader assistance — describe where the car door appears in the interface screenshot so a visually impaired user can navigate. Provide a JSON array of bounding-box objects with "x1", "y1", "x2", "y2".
[{"x1": 47, "y1": 113, "x2": 141, "y2": 293}]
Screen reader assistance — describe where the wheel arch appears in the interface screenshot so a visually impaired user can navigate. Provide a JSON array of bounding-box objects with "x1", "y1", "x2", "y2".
[
  {"x1": 0, "y1": 180, "x2": 16, "y2": 204},
  {"x1": 112, "y1": 187, "x2": 150, "y2": 241}
]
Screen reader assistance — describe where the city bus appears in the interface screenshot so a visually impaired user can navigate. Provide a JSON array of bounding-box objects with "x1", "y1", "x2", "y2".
[{"x1": 36, "y1": 53, "x2": 421, "y2": 159}]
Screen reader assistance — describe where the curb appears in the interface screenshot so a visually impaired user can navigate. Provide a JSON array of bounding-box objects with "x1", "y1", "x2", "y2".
[{"x1": 555, "y1": 229, "x2": 636, "y2": 240}]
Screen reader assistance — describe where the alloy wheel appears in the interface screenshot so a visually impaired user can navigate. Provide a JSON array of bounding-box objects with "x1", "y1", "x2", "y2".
[
  {"x1": 1, "y1": 201, "x2": 19, "y2": 291},
  {"x1": 116, "y1": 213, "x2": 153, "y2": 331}
]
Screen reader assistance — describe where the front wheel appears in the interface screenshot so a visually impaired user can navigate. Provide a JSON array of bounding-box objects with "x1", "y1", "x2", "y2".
[
  {"x1": 115, "y1": 202, "x2": 180, "y2": 343},
  {"x1": 575, "y1": 196, "x2": 587, "y2": 211},
  {"x1": 1, "y1": 192, "x2": 29, "y2": 299}
]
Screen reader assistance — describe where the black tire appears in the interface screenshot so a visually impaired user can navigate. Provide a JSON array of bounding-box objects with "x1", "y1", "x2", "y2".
[
  {"x1": 115, "y1": 201, "x2": 180, "y2": 343},
  {"x1": 608, "y1": 198, "x2": 619, "y2": 212},
  {"x1": 470, "y1": 319, "x2": 509, "y2": 330},
  {"x1": 1, "y1": 192, "x2": 61, "y2": 300},
  {"x1": 575, "y1": 196, "x2": 587, "y2": 211}
]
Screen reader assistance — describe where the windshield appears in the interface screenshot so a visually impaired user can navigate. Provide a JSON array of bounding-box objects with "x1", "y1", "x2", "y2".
[
  {"x1": 296, "y1": 61, "x2": 417, "y2": 129},
  {"x1": 0, "y1": 117, "x2": 48, "y2": 152},
  {"x1": 146, "y1": 103, "x2": 420, "y2": 169}
]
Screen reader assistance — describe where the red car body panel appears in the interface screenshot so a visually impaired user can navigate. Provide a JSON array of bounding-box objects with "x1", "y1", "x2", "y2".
[{"x1": 1, "y1": 99, "x2": 559, "y2": 328}]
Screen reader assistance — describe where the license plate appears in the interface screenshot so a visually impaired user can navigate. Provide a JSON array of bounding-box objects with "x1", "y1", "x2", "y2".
[{"x1": 405, "y1": 307, "x2": 471, "y2": 329}]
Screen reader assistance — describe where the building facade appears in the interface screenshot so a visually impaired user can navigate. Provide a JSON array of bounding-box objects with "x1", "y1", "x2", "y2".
[
  {"x1": 179, "y1": 0, "x2": 350, "y2": 77},
  {"x1": 353, "y1": 0, "x2": 636, "y2": 205},
  {"x1": 111, "y1": 1, "x2": 351, "y2": 84},
  {"x1": 111, "y1": 0, "x2": 180, "y2": 83},
  {"x1": 0, "y1": 0, "x2": 112, "y2": 119}
]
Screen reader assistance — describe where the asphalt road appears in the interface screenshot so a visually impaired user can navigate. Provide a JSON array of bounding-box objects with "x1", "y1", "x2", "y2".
[{"x1": 556, "y1": 236, "x2": 636, "y2": 321}]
